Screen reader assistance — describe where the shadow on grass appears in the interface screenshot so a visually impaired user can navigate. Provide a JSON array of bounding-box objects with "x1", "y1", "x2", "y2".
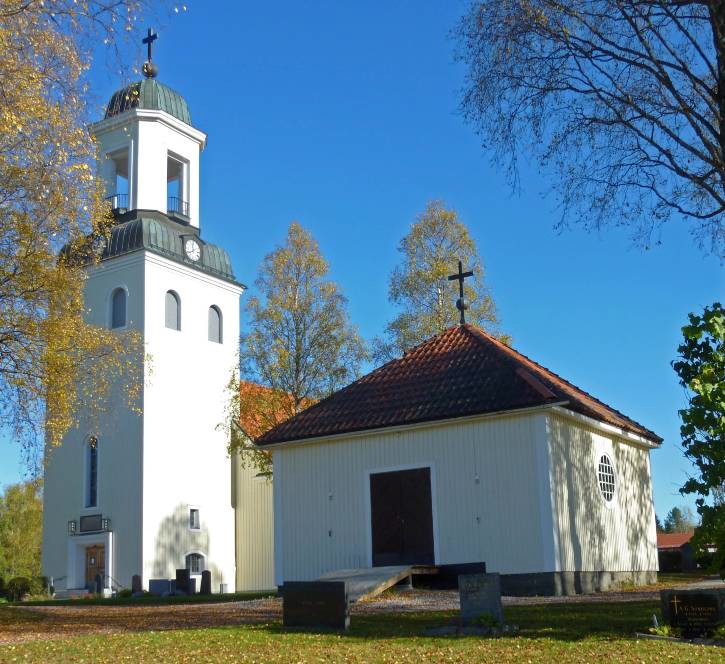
[
  {"x1": 10, "y1": 591, "x2": 276, "y2": 608},
  {"x1": 265, "y1": 600, "x2": 660, "y2": 643}
]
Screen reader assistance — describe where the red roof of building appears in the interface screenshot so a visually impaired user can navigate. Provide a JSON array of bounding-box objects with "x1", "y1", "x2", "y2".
[
  {"x1": 255, "y1": 324, "x2": 662, "y2": 446},
  {"x1": 657, "y1": 532, "x2": 694, "y2": 549}
]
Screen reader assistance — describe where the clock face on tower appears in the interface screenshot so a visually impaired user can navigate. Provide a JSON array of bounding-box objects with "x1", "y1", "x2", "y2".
[{"x1": 184, "y1": 239, "x2": 201, "y2": 262}]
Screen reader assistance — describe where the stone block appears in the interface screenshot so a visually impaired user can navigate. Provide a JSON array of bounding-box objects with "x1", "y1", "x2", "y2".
[
  {"x1": 458, "y1": 573, "x2": 503, "y2": 626},
  {"x1": 282, "y1": 581, "x2": 349, "y2": 631},
  {"x1": 200, "y1": 570, "x2": 212, "y2": 595}
]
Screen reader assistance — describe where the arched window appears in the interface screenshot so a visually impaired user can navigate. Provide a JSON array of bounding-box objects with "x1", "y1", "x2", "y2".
[
  {"x1": 185, "y1": 552, "x2": 205, "y2": 575},
  {"x1": 208, "y1": 305, "x2": 222, "y2": 343},
  {"x1": 110, "y1": 288, "x2": 127, "y2": 329},
  {"x1": 86, "y1": 436, "x2": 98, "y2": 508},
  {"x1": 165, "y1": 290, "x2": 180, "y2": 330}
]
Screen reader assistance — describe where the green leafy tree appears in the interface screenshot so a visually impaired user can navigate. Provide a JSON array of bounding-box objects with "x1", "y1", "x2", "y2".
[
  {"x1": 663, "y1": 506, "x2": 697, "y2": 534},
  {"x1": 456, "y1": 2, "x2": 725, "y2": 255},
  {"x1": 227, "y1": 222, "x2": 368, "y2": 471},
  {"x1": 673, "y1": 302, "x2": 725, "y2": 574},
  {"x1": 0, "y1": 481, "x2": 43, "y2": 581},
  {"x1": 374, "y1": 200, "x2": 503, "y2": 361}
]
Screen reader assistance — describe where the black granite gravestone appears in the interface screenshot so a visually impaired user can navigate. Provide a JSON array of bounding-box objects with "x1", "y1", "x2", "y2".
[
  {"x1": 661, "y1": 588, "x2": 725, "y2": 638},
  {"x1": 282, "y1": 581, "x2": 349, "y2": 630},
  {"x1": 175, "y1": 568, "x2": 190, "y2": 595},
  {"x1": 131, "y1": 574, "x2": 142, "y2": 594},
  {"x1": 200, "y1": 570, "x2": 212, "y2": 595}
]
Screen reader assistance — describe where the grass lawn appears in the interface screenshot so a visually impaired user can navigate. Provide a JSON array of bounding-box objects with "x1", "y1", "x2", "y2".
[{"x1": 0, "y1": 599, "x2": 722, "y2": 663}]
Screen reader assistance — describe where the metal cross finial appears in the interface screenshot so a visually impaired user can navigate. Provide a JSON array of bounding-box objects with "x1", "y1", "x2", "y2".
[
  {"x1": 141, "y1": 28, "x2": 159, "y2": 78},
  {"x1": 142, "y1": 28, "x2": 158, "y2": 61},
  {"x1": 447, "y1": 260, "x2": 474, "y2": 325}
]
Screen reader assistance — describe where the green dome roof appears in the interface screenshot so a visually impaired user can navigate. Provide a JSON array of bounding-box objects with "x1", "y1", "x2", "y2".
[{"x1": 105, "y1": 79, "x2": 191, "y2": 125}]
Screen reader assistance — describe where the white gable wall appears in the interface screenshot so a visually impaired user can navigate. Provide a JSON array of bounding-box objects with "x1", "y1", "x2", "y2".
[
  {"x1": 273, "y1": 411, "x2": 554, "y2": 585},
  {"x1": 546, "y1": 412, "x2": 658, "y2": 573}
]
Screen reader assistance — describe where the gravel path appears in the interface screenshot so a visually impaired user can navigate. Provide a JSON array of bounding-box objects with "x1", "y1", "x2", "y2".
[{"x1": 0, "y1": 587, "x2": 663, "y2": 645}]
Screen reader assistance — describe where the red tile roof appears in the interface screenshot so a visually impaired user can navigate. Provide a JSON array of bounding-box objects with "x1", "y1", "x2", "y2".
[
  {"x1": 255, "y1": 324, "x2": 662, "y2": 446},
  {"x1": 657, "y1": 532, "x2": 694, "y2": 549}
]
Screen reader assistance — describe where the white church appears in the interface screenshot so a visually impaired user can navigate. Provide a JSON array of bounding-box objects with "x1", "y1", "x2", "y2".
[{"x1": 42, "y1": 41, "x2": 661, "y2": 597}]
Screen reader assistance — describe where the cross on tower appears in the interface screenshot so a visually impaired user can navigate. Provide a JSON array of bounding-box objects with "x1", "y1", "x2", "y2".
[
  {"x1": 448, "y1": 260, "x2": 474, "y2": 325},
  {"x1": 141, "y1": 29, "x2": 159, "y2": 78},
  {"x1": 142, "y1": 28, "x2": 158, "y2": 61}
]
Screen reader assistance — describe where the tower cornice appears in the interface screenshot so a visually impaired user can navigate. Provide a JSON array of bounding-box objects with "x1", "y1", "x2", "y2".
[{"x1": 90, "y1": 108, "x2": 207, "y2": 149}]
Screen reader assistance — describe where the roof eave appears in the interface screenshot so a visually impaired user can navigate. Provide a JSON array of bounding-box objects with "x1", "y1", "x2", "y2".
[
  {"x1": 256, "y1": 401, "x2": 570, "y2": 450},
  {"x1": 550, "y1": 405, "x2": 662, "y2": 448}
]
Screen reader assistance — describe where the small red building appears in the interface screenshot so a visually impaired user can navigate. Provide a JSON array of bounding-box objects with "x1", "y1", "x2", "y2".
[{"x1": 657, "y1": 532, "x2": 696, "y2": 572}]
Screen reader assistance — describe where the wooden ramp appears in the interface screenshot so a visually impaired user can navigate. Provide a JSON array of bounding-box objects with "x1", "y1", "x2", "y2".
[{"x1": 317, "y1": 565, "x2": 414, "y2": 603}]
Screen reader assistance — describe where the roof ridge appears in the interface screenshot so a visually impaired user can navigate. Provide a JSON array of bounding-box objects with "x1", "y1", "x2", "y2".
[{"x1": 462, "y1": 324, "x2": 658, "y2": 440}]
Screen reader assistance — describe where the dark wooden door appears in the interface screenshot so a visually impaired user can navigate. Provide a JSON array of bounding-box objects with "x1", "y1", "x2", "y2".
[
  {"x1": 85, "y1": 545, "x2": 105, "y2": 586},
  {"x1": 370, "y1": 467, "x2": 434, "y2": 566}
]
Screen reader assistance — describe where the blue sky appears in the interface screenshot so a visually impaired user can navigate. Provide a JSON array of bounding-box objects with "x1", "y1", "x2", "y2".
[{"x1": 1, "y1": 2, "x2": 722, "y2": 522}]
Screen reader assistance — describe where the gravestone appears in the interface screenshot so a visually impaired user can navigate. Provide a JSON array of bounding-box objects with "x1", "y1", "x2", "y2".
[
  {"x1": 175, "y1": 568, "x2": 190, "y2": 595},
  {"x1": 661, "y1": 588, "x2": 725, "y2": 638},
  {"x1": 149, "y1": 579, "x2": 174, "y2": 596},
  {"x1": 283, "y1": 581, "x2": 350, "y2": 630},
  {"x1": 458, "y1": 573, "x2": 504, "y2": 626},
  {"x1": 200, "y1": 570, "x2": 212, "y2": 595},
  {"x1": 131, "y1": 575, "x2": 142, "y2": 594}
]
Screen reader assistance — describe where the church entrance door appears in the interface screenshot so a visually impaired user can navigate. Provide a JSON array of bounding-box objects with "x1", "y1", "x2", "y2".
[
  {"x1": 370, "y1": 467, "x2": 434, "y2": 566},
  {"x1": 85, "y1": 545, "x2": 105, "y2": 588}
]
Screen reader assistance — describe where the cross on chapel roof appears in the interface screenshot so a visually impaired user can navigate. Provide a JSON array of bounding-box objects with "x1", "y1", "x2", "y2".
[{"x1": 447, "y1": 260, "x2": 474, "y2": 325}]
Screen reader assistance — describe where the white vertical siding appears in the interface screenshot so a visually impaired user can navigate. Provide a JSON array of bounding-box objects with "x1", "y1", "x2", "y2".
[
  {"x1": 234, "y1": 453, "x2": 275, "y2": 591},
  {"x1": 274, "y1": 413, "x2": 549, "y2": 583},
  {"x1": 547, "y1": 413, "x2": 658, "y2": 572}
]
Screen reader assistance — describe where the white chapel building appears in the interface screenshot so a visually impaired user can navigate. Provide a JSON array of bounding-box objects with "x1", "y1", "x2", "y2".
[
  {"x1": 257, "y1": 324, "x2": 662, "y2": 596},
  {"x1": 42, "y1": 53, "x2": 274, "y2": 595}
]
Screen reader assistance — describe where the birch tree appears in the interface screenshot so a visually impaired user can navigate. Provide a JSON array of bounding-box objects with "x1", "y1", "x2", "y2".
[
  {"x1": 0, "y1": 2, "x2": 175, "y2": 469},
  {"x1": 374, "y1": 200, "x2": 503, "y2": 362}
]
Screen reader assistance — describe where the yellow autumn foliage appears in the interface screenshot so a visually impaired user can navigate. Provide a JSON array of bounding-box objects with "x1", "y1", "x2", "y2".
[{"x1": 0, "y1": 2, "x2": 169, "y2": 467}]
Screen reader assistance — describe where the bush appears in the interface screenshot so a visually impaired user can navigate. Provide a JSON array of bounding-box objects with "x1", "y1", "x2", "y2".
[
  {"x1": 6, "y1": 576, "x2": 45, "y2": 601},
  {"x1": 0, "y1": 576, "x2": 5, "y2": 599},
  {"x1": 6, "y1": 577, "x2": 31, "y2": 601},
  {"x1": 117, "y1": 588, "x2": 132, "y2": 598}
]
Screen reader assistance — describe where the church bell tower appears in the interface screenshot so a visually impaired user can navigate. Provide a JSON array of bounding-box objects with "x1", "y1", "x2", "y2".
[{"x1": 41, "y1": 31, "x2": 244, "y2": 596}]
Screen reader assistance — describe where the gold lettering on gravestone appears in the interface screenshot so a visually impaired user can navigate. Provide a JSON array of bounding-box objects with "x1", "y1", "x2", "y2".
[{"x1": 668, "y1": 593, "x2": 719, "y2": 637}]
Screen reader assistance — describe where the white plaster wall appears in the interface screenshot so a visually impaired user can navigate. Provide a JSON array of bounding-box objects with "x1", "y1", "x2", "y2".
[
  {"x1": 42, "y1": 254, "x2": 145, "y2": 591},
  {"x1": 93, "y1": 110, "x2": 204, "y2": 228},
  {"x1": 234, "y1": 452, "x2": 275, "y2": 591},
  {"x1": 272, "y1": 412, "x2": 549, "y2": 585},
  {"x1": 546, "y1": 413, "x2": 658, "y2": 572},
  {"x1": 141, "y1": 252, "x2": 242, "y2": 592}
]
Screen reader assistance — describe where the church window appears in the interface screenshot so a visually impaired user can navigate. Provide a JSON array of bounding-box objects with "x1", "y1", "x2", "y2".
[
  {"x1": 189, "y1": 508, "x2": 200, "y2": 531},
  {"x1": 165, "y1": 290, "x2": 181, "y2": 330},
  {"x1": 86, "y1": 436, "x2": 99, "y2": 508},
  {"x1": 597, "y1": 454, "x2": 616, "y2": 503},
  {"x1": 167, "y1": 153, "x2": 189, "y2": 217},
  {"x1": 186, "y1": 552, "x2": 204, "y2": 574},
  {"x1": 208, "y1": 306, "x2": 222, "y2": 343},
  {"x1": 110, "y1": 288, "x2": 127, "y2": 329}
]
